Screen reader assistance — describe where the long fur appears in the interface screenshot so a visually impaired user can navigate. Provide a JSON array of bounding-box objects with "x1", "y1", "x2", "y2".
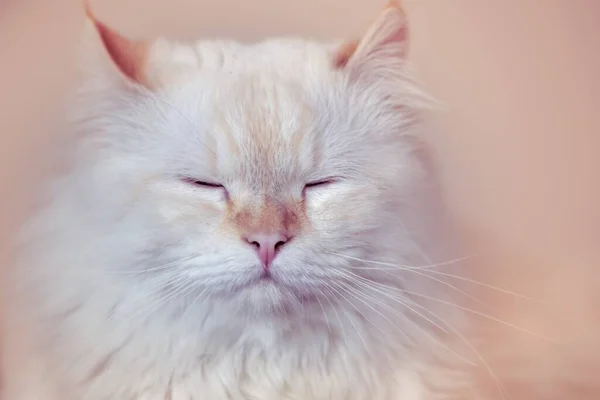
[{"x1": 1, "y1": 9, "x2": 472, "y2": 400}]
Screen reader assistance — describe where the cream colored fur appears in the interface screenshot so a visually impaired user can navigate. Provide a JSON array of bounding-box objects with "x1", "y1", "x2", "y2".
[{"x1": 1, "y1": 7, "x2": 471, "y2": 400}]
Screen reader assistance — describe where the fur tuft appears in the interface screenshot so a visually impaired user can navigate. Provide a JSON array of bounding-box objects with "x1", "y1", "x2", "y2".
[{"x1": 1, "y1": 11, "x2": 469, "y2": 400}]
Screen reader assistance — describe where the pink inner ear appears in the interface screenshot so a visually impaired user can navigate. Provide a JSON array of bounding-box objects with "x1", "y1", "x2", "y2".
[
  {"x1": 362, "y1": 5, "x2": 407, "y2": 60},
  {"x1": 380, "y1": 20, "x2": 407, "y2": 49},
  {"x1": 93, "y1": 19, "x2": 148, "y2": 85},
  {"x1": 333, "y1": 40, "x2": 360, "y2": 69},
  {"x1": 333, "y1": 5, "x2": 407, "y2": 72}
]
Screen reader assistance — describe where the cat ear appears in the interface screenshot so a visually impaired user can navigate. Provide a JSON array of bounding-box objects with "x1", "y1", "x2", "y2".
[
  {"x1": 85, "y1": 5, "x2": 149, "y2": 86},
  {"x1": 333, "y1": 3, "x2": 407, "y2": 76}
]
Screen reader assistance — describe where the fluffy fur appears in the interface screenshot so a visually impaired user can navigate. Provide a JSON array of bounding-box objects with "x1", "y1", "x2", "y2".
[{"x1": 1, "y1": 6, "x2": 472, "y2": 400}]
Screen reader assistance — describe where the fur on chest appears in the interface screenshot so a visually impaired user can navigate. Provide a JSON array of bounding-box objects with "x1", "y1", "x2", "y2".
[
  {"x1": 35, "y1": 303, "x2": 427, "y2": 400},
  {"x1": 74, "y1": 347, "x2": 424, "y2": 400}
]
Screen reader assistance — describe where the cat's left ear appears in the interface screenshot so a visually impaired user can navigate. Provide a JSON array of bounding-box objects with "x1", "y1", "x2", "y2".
[
  {"x1": 85, "y1": 4, "x2": 150, "y2": 87},
  {"x1": 333, "y1": 3, "x2": 407, "y2": 78}
]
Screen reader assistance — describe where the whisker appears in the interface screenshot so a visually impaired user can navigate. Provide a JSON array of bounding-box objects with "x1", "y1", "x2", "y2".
[
  {"x1": 142, "y1": 280, "x2": 198, "y2": 320},
  {"x1": 180, "y1": 285, "x2": 214, "y2": 323},
  {"x1": 345, "y1": 272, "x2": 555, "y2": 343},
  {"x1": 381, "y1": 266, "x2": 490, "y2": 308},
  {"x1": 335, "y1": 280, "x2": 445, "y2": 351},
  {"x1": 405, "y1": 287, "x2": 556, "y2": 342},
  {"x1": 320, "y1": 281, "x2": 369, "y2": 351},
  {"x1": 107, "y1": 273, "x2": 197, "y2": 333},
  {"x1": 331, "y1": 252, "x2": 488, "y2": 310},
  {"x1": 335, "y1": 270, "x2": 468, "y2": 349},
  {"x1": 338, "y1": 272, "x2": 511, "y2": 399},
  {"x1": 67, "y1": 275, "x2": 197, "y2": 377},
  {"x1": 313, "y1": 285, "x2": 332, "y2": 336},
  {"x1": 58, "y1": 255, "x2": 200, "y2": 277},
  {"x1": 315, "y1": 278, "x2": 348, "y2": 347},
  {"x1": 335, "y1": 270, "x2": 449, "y2": 334},
  {"x1": 332, "y1": 251, "x2": 542, "y2": 302},
  {"x1": 329, "y1": 252, "x2": 473, "y2": 270},
  {"x1": 103, "y1": 255, "x2": 199, "y2": 275},
  {"x1": 416, "y1": 269, "x2": 546, "y2": 302},
  {"x1": 329, "y1": 280, "x2": 404, "y2": 342},
  {"x1": 333, "y1": 271, "x2": 480, "y2": 367}
]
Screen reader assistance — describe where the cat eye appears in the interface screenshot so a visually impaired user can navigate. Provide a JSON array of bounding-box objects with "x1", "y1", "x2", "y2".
[
  {"x1": 304, "y1": 179, "x2": 336, "y2": 189},
  {"x1": 180, "y1": 177, "x2": 224, "y2": 189}
]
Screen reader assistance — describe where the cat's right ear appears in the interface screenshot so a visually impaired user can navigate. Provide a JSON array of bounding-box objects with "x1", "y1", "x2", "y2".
[
  {"x1": 85, "y1": 4, "x2": 149, "y2": 87},
  {"x1": 333, "y1": 2, "x2": 407, "y2": 80}
]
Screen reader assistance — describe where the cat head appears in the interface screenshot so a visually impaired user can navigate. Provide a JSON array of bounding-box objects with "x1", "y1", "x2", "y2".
[{"x1": 73, "y1": 4, "x2": 435, "y2": 317}]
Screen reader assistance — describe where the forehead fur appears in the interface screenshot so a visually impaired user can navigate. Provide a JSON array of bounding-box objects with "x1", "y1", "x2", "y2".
[
  {"x1": 142, "y1": 39, "x2": 390, "y2": 183},
  {"x1": 81, "y1": 27, "x2": 425, "y2": 199},
  {"x1": 210, "y1": 72, "x2": 318, "y2": 185},
  {"x1": 145, "y1": 38, "x2": 339, "y2": 86}
]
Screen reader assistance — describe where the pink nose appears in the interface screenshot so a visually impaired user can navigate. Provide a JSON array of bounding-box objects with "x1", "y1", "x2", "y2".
[{"x1": 244, "y1": 232, "x2": 289, "y2": 268}]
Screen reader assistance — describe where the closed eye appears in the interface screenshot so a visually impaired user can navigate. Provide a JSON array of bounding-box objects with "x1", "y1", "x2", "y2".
[
  {"x1": 181, "y1": 177, "x2": 224, "y2": 189},
  {"x1": 304, "y1": 179, "x2": 336, "y2": 189}
]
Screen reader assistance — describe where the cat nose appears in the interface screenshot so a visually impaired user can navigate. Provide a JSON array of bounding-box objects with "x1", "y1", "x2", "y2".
[{"x1": 244, "y1": 232, "x2": 290, "y2": 268}]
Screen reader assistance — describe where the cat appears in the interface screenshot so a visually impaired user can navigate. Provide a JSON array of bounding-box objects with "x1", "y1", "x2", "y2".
[{"x1": 1, "y1": 4, "x2": 472, "y2": 400}]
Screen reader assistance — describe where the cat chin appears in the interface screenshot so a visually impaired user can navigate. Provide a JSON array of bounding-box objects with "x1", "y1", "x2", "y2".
[{"x1": 219, "y1": 278, "x2": 319, "y2": 317}]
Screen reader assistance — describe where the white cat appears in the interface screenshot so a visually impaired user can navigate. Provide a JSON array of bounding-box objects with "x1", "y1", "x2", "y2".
[{"x1": 1, "y1": 5, "x2": 472, "y2": 400}]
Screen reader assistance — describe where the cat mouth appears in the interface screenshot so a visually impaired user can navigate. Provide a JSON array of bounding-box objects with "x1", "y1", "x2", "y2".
[
  {"x1": 230, "y1": 271, "x2": 279, "y2": 293},
  {"x1": 235, "y1": 274, "x2": 319, "y2": 302},
  {"x1": 207, "y1": 274, "x2": 321, "y2": 316},
  {"x1": 249, "y1": 272, "x2": 280, "y2": 288},
  {"x1": 258, "y1": 269, "x2": 275, "y2": 281}
]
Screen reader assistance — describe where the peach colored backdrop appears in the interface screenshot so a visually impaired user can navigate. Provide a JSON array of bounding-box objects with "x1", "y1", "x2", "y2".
[
  {"x1": 92, "y1": 0, "x2": 386, "y2": 41},
  {"x1": 3, "y1": 2, "x2": 600, "y2": 399}
]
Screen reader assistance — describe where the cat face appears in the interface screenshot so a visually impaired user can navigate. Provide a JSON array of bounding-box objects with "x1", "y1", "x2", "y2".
[{"x1": 75, "y1": 6, "x2": 431, "y2": 316}]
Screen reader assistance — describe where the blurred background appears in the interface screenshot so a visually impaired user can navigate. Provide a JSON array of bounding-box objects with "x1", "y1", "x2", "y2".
[
  {"x1": 2, "y1": 1, "x2": 600, "y2": 399},
  {"x1": 91, "y1": 0, "x2": 385, "y2": 41}
]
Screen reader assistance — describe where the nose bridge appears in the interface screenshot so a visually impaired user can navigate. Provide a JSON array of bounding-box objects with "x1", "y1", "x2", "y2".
[
  {"x1": 235, "y1": 196, "x2": 297, "y2": 236},
  {"x1": 258, "y1": 198, "x2": 286, "y2": 232}
]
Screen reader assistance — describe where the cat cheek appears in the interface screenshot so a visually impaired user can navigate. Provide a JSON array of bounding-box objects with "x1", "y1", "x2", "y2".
[
  {"x1": 303, "y1": 190, "x2": 331, "y2": 212},
  {"x1": 154, "y1": 192, "x2": 225, "y2": 226}
]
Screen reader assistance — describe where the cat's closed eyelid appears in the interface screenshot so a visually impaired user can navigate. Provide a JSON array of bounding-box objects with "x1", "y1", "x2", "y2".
[
  {"x1": 305, "y1": 175, "x2": 342, "y2": 187},
  {"x1": 302, "y1": 179, "x2": 338, "y2": 196},
  {"x1": 305, "y1": 180, "x2": 335, "y2": 188},
  {"x1": 180, "y1": 176, "x2": 225, "y2": 189}
]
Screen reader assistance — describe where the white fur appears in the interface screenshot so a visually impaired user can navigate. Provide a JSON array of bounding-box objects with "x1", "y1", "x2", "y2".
[{"x1": 1, "y1": 17, "x2": 471, "y2": 400}]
